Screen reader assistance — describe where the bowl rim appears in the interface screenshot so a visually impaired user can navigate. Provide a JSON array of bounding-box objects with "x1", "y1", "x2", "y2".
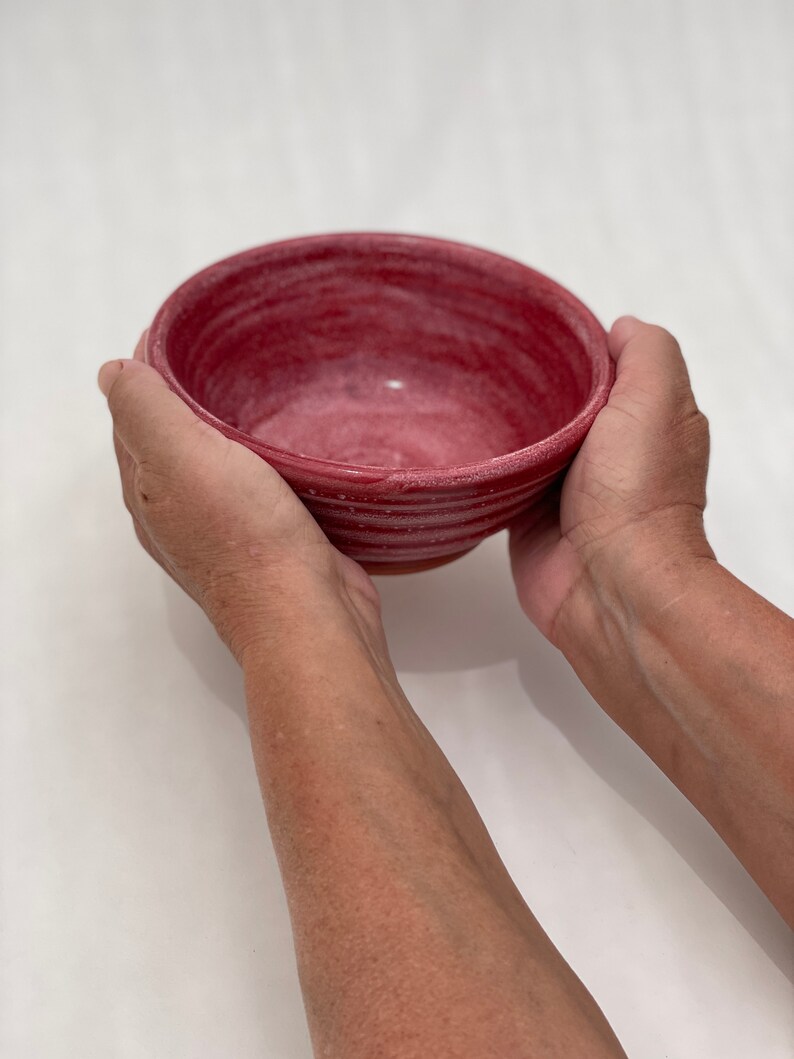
[{"x1": 146, "y1": 231, "x2": 614, "y2": 487}]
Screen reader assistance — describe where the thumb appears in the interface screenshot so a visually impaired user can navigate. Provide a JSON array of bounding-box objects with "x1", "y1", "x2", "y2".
[
  {"x1": 98, "y1": 358, "x2": 210, "y2": 463},
  {"x1": 607, "y1": 317, "x2": 698, "y2": 423}
]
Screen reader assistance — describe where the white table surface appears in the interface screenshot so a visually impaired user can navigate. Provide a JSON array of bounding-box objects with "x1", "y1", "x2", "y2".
[{"x1": 2, "y1": 1, "x2": 792, "y2": 1056}]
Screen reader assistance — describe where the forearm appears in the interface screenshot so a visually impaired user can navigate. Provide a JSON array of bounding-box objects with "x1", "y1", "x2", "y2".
[
  {"x1": 242, "y1": 590, "x2": 625, "y2": 1059},
  {"x1": 559, "y1": 536, "x2": 794, "y2": 923}
]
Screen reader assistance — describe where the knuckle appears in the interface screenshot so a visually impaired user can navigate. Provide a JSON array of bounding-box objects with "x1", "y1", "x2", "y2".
[
  {"x1": 133, "y1": 456, "x2": 167, "y2": 505},
  {"x1": 673, "y1": 409, "x2": 711, "y2": 474},
  {"x1": 644, "y1": 323, "x2": 682, "y2": 353},
  {"x1": 696, "y1": 407, "x2": 710, "y2": 432},
  {"x1": 684, "y1": 405, "x2": 709, "y2": 435},
  {"x1": 671, "y1": 405, "x2": 708, "y2": 444}
]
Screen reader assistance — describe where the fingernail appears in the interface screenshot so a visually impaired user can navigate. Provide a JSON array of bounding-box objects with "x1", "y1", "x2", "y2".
[{"x1": 98, "y1": 360, "x2": 124, "y2": 397}]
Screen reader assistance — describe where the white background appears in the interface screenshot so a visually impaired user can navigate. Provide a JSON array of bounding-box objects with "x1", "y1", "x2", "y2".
[{"x1": 2, "y1": 1, "x2": 792, "y2": 1056}]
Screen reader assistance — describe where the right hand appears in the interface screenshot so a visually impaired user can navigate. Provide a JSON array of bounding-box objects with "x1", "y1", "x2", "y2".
[{"x1": 509, "y1": 316, "x2": 714, "y2": 641}]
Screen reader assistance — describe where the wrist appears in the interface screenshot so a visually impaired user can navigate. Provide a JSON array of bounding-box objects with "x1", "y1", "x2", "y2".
[
  {"x1": 552, "y1": 517, "x2": 721, "y2": 783},
  {"x1": 200, "y1": 546, "x2": 387, "y2": 675},
  {"x1": 236, "y1": 565, "x2": 396, "y2": 700},
  {"x1": 557, "y1": 510, "x2": 716, "y2": 649},
  {"x1": 238, "y1": 576, "x2": 438, "y2": 816}
]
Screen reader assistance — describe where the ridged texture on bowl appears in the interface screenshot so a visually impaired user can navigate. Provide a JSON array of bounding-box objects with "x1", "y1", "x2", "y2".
[{"x1": 147, "y1": 233, "x2": 614, "y2": 571}]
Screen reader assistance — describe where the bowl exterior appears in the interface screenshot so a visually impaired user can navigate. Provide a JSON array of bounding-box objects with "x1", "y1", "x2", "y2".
[
  {"x1": 146, "y1": 233, "x2": 614, "y2": 572},
  {"x1": 216, "y1": 431, "x2": 579, "y2": 570}
]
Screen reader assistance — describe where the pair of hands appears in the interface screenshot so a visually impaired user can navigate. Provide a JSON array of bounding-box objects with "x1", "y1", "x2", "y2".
[
  {"x1": 100, "y1": 318, "x2": 794, "y2": 970},
  {"x1": 98, "y1": 317, "x2": 712, "y2": 663}
]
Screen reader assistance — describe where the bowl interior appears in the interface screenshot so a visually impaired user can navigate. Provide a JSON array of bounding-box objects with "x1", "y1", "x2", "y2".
[{"x1": 161, "y1": 239, "x2": 598, "y2": 469}]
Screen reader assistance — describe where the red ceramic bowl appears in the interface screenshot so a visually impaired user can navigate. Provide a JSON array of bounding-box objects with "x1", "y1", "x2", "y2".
[{"x1": 146, "y1": 233, "x2": 613, "y2": 573}]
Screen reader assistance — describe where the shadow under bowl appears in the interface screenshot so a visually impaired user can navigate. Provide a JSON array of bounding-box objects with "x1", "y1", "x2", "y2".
[{"x1": 146, "y1": 232, "x2": 614, "y2": 572}]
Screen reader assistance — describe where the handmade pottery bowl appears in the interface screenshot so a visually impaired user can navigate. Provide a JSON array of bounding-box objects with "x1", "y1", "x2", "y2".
[{"x1": 146, "y1": 233, "x2": 613, "y2": 573}]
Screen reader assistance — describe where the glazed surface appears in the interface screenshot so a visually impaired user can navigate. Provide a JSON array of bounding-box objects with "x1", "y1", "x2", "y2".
[{"x1": 147, "y1": 234, "x2": 613, "y2": 567}]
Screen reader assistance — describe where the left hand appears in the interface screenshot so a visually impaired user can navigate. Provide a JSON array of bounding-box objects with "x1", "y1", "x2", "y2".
[{"x1": 99, "y1": 334, "x2": 381, "y2": 666}]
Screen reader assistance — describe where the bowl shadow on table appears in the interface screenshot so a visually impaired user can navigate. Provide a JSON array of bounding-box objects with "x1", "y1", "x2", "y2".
[{"x1": 377, "y1": 533, "x2": 793, "y2": 980}]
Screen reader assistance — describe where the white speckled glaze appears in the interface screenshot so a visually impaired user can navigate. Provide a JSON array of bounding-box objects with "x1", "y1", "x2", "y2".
[{"x1": 147, "y1": 233, "x2": 614, "y2": 571}]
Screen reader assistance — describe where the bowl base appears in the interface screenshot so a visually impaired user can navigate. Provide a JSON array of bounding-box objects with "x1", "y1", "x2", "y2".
[{"x1": 362, "y1": 547, "x2": 475, "y2": 576}]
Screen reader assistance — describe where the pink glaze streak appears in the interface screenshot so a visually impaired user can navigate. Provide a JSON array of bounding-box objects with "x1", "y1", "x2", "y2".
[{"x1": 146, "y1": 233, "x2": 614, "y2": 572}]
